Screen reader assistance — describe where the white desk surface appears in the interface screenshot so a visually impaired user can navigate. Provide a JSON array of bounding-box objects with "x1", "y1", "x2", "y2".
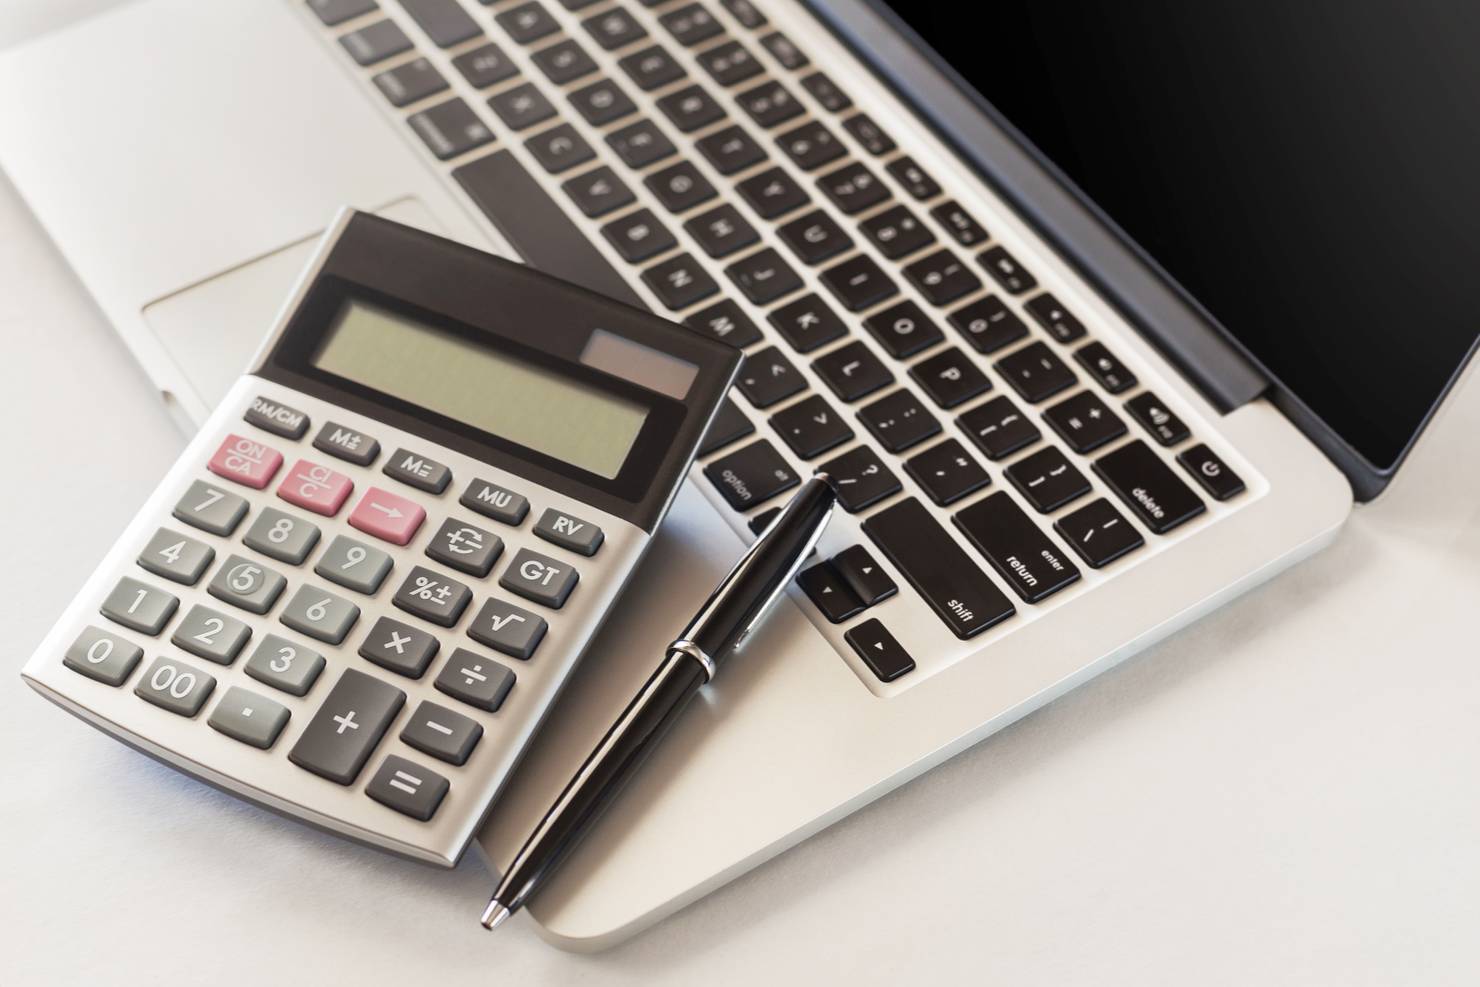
[{"x1": 4, "y1": 4, "x2": 1479, "y2": 984}]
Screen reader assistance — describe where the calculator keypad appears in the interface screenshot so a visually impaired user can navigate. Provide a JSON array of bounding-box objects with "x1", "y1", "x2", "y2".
[
  {"x1": 243, "y1": 634, "x2": 325, "y2": 697},
  {"x1": 134, "y1": 656, "x2": 216, "y2": 717},
  {"x1": 172, "y1": 481, "x2": 249, "y2": 536},
  {"x1": 171, "y1": 605, "x2": 252, "y2": 665},
  {"x1": 281, "y1": 585, "x2": 361, "y2": 644},
  {"x1": 425, "y1": 519, "x2": 503, "y2": 577},
  {"x1": 277, "y1": 459, "x2": 355, "y2": 516},
  {"x1": 209, "y1": 686, "x2": 291, "y2": 749},
  {"x1": 208, "y1": 434, "x2": 283, "y2": 489},
  {"x1": 366, "y1": 755, "x2": 449, "y2": 821},
  {"x1": 400, "y1": 701, "x2": 482, "y2": 766},
  {"x1": 315, "y1": 535, "x2": 394, "y2": 594},
  {"x1": 288, "y1": 668, "x2": 404, "y2": 785},
  {"x1": 63, "y1": 627, "x2": 143, "y2": 686},
  {"x1": 460, "y1": 478, "x2": 530, "y2": 525},
  {"x1": 434, "y1": 648, "x2": 516, "y2": 712},
  {"x1": 359, "y1": 616, "x2": 440, "y2": 678},
  {"x1": 348, "y1": 487, "x2": 426, "y2": 545},
  {"x1": 467, "y1": 598, "x2": 547, "y2": 660},
  {"x1": 393, "y1": 566, "x2": 473, "y2": 627},
  {"x1": 243, "y1": 508, "x2": 322, "y2": 564},
  {"x1": 100, "y1": 577, "x2": 178, "y2": 635},
  {"x1": 137, "y1": 528, "x2": 215, "y2": 585},
  {"x1": 499, "y1": 548, "x2": 579, "y2": 609},
  {"x1": 208, "y1": 556, "x2": 288, "y2": 614}
]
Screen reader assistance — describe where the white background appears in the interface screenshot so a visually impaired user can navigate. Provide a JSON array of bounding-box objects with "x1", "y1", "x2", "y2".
[{"x1": 3, "y1": 3, "x2": 1478, "y2": 983}]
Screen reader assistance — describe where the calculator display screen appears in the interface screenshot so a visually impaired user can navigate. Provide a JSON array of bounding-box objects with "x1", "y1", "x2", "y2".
[{"x1": 313, "y1": 300, "x2": 649, "y2": 480}]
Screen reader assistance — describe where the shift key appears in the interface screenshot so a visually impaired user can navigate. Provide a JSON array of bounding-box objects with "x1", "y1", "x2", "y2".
[{"x1": 862, "y1": 498, "x2": 1015, "y2": 639}]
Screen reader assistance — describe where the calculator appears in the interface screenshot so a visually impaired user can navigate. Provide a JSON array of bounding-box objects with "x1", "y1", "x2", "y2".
[{"x1": 22, "y1": 211, "x2": 740, "y2": 866}]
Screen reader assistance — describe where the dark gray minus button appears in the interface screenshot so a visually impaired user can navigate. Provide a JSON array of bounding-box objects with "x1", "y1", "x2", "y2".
[
  {"x1": 245, "y1": 396, "x2": 309, "y2": 439},
  {"x1": 467, "y1": 598, "x2": 547, "y2": 660},
  {"x1": 434, "y1": 648, "x2": 515, "y2": 712},
  {"x1": 137, "y1": 527, "x2": 214, "y2": 585},
  {"x1": 366, "y1": 755, "x2": 450, "y2": 821},
  {"x1": 172, "y1": 481, "x2": 248, "y2": 537},
  {"x1": 101, "y1": 577, "x2": 178, "y2": 635},
  {"x1": 313, "y1": 421, "x2": 380, "y2": 466},
  {"x1": 134, "y1": 656, "x2": 216, "y2": 717},
  {"x1": 400, "y1": 700, "x2": 482, "y2": 766},
  {"x1": 425, "y1": 518, "x2": 503, "y2": 577},
  {"x1": 383, "y1": 448, "x2": 451, "y2": 494},
  {"x1": 533, "y1": 508, "x2": 604, "y2": 556},
  {"x1": 209, "y1": 686, "x2": 290, "y2": 749},
  {"x1": 392, "y1": 566, "x2": 473, "y2": 627},
  {"x1": 460, "y1": 479, "x2": 530, "y2": 525},
  {"x1": 359, "y1": 616, "x2": 440, "y2": 678},
  {"x1": 289, "y1": 669, "x2": 405, "y2": 785},
  {"x1": 499, "y1": 548, "x2": 579, "y2": 609},
  {"x1": 64, "y1": 626, "x2": 143, "y2": 686}
]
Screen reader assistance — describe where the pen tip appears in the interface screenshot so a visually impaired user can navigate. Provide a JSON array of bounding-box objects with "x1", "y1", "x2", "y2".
[{"x1": 480, "y1": 901, "x2": 512, "y2": 932}]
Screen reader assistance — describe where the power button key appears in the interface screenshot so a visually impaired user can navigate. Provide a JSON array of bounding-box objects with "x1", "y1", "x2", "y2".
[{"x1": 1177, "y1": 444, "x2": 1246, "y2": 501}]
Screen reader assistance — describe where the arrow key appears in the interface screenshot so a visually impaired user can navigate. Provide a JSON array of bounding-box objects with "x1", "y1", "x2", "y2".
[
  {"x1": 349, "y1": 487, "x2": 427, "y2": 546},
  {"x1": 796, "y1": 561, "x2": 864, "y2": 623},
  {"x1": 844, "y1": 618, "x2": 915, "y2": 682},
  {"x1": 831, "y1": 545, "x2": 897, "y2": 607}
]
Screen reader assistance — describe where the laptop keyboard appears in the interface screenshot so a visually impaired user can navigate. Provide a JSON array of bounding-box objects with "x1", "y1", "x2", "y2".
[{"x1": 307, "y1": 0, "x2": 1251, "y2": 689}]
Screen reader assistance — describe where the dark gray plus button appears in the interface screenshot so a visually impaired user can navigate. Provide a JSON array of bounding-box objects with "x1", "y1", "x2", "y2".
[
  {"x1": 533, "y1": 508, "x2": 604, "y2": 556},
  {"x1": 100, "y1": 577, "x2": 178, "y2": 635},
  {"x1": 383, "y1": 448, "x2": 451, "y2": 494},
  {"x1": 313, "y1": 421, "x2": 380, "y2": 466},
  {"x1": 134, "y1": 656, "x2": 216, "y2": 718},
  {"x1": 400, "y1": 700, "x2": 482, "y2": 766},
  {"x1": 467, "y1": 598, "x2": 547, "y2": 660},
  {"x1": 499, "y1": 548, "x2": 579, "y2": 609},
  {"x1": 392, "y1": 566, "x2": 473, "y2": 627},
  {"x1": 425, "y1": 518, "x2": 503, "y2": 577},
  {"x1": 244, "y1": 395, "x2": 309, "y2": 439},
  {"x1": 434, "y1": 648, "x2": 515, "y2": 712},
  {"x1": 366, "y1": 755, "x2": 450, "y2": 821},
  {"x1": 288, "y1": 669, "x2": 405, "y2": 785},
  {"x1": 359, "y1": 616, "x2": 440, "y2": 678},
  {"x1": 460, "y1": 478, "x2": 530, "y2": 525},
  {"x1": 64, "y1": 626, "x2": 143, "y2": 686},
  {"x1": 208, "y1": 686, "x2": 290, "y2": 750},
  {"x1": 172, "y1": 481, "x2": 248, "y2": 536},
  {"x1": 137, "y1": 527, "x2": 215, "y2": 585}
]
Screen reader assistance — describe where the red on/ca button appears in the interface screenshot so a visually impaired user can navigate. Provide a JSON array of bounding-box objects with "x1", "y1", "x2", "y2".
[
  {"x1": 276, "y1": 459, "x2": 354, "y2": 516},
  {"x1": 348, "y1": 487, "x2": 426, "y2": 546},
  {"x1": 208, "y1": 433, "x2": 283, "y2": 489}
]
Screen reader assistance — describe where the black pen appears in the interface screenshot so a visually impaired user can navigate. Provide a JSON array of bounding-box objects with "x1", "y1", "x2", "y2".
[{"x1": 481, "y1": 474, "x2": 838, "y2": 931}]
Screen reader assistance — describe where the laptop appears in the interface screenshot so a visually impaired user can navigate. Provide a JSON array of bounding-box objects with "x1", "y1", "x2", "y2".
[{"x1": 3, "y1": 0, "x2": 1475, "y2": 949}]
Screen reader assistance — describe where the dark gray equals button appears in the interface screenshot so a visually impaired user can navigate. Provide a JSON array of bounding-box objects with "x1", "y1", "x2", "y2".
[
  {"x1": 384, "y1": 448, "x2": 452, "y2": 494},
  {"x1": 533, "y1": 508, "x2": 604, "y2": 556},
  {"x1": 313, "y1": 421, "x2": 380, "y2": 466},
  {"x1": 100, "y1": 577, "x2": 179, "y2": 636},
  {"x1": 172, "y1": 480, "x2": 249, "y2": 536},
  {"x1": 134, "y1": 656, "x2": 216, "y2": 718},
  {"x1": 366, "y1": 755, "x2": 450, "y2": 821},
  {"x1": 400, "y1": 701, "x2": 482, "y2": 766},
  {"x1": 467, "y1": 598, "x2": 547, "y2": 660},
  {"x1": 499, "y1": 548, "x2": 579, "y2": 609},
  {"x1": 288, "y1": 669, "x2": 405, "y2": 785},
  {"x1": 63, "y1": 626, "x2": 144, "y2": 686},
  {"x1": 208, "y1": 686, "x2": 290, "y2": 750},
  {"x1": 460, "y1": 478, "x2": 530, "y2": 525},
  {"x1": 137, "y1": 527, "x2": 215, "y2": 585},
  {"x1": 434, "y1": 648, "x2": 515, "y2": 712},
  {"x1": 244, "y1": 395, "x2": 309, "y2": 439}
]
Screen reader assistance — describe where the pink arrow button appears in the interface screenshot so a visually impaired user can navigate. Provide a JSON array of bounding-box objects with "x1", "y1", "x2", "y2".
[{"x1": 349, "y1": 487, "x2": 426, "y2": 546}]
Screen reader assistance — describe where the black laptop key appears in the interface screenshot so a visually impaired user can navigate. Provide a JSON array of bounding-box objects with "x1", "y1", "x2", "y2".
[
  {"x1": 859, "y1": 389, "x2": 940, "y2": 453},
  {"x1": 698, "y1": 39, "x2": 763, "y2": 86},
  {"x1": 800, "y1": 71, "x2": 851, "y2": 112},
  {"x1": 720, "y1": 0, "x2": 767, "y2": 29},
  {"x1": 949, "y1": 296, "x2": 1028, "y2": 354},
  {"x1": 735, "y1": 346, "x2": 806, "y2": 407},
  {"x1": 842, "y1": 112, "x2": 895, "y2": 155},
  {"x1": 697, "y1": 397, "x2": 754, "y2": 455},
  {"x1": 737, "y1": 80, "x2": 803, "y2": 128},
  {"x1": 686, "y1": 298, "x2": 762, "y2": 347},
  {"x1": 845, "y1": 619, "x2": 915, "y2": 682},
  {"x1": 820, "y1": 254, "x2": 897, "y2": 311},
  {"x1": 582, "y1": 5, "x2": 647, "y2": 49},
  {"x1": 1178, "y1": 444, "x2": 1246, "y2": 501},
  {"x1": 453, "y1": 42, "x2": 519, "y2": 88},
  {"x1": 727, "y1": 248, "x2": 802, "y2": 305},
  {"x1": 777, "y1": 210, "x2": 851, "y2": 266},
  {"x1": 1043, "y1": 390, "x2": 1126, "y2": 454},
  {"x1": 374, "y1": 57, "x2": 449, "y2": 107},
  {"x1": 905, "y1": 438, "x2": 990, "y2": 506},
  {"x1": 885, "y1": 156, "x2": 940, "y2": 201},
  {"x1": 814, "y1": 340, "x2": 892, "y2": 402},
  {"x1": 532, "y1": 38, "x2": 598, "y2": 84},
  {"x1": 797, "y1": 562, "x2": 865, "y2": 623},
  {"x1": 607, "y1": 119, "x2": 677, "y2": 168},
  {"x1": 860, "y1": 204, "x2": 935, "y2": 260},
  {"x1": 904, "y1": 249, "x2": 980, "y2": 307},
  {"x1": 453, "y1": 150, "x2": 643, "y2": 308},
  {"x1": 646, "y1": 160, "x2": 717, "y2": 212},
  {"x1": 658, "y1": 84, "x2": 728, "y2": 132},
  {"x1": 526, "y1": 122, "x2": 596, "y2": 174},
  {"x1": 958, "y1": 395, "x2": 1040, "y2": 460},
  {"x1": 704, "y1": 439, "x2": 800, "y2": 510},
  {"x1": 642, "y1": 252, "x2": 719, "y2": 310},
  {"x1": 1004, "y1": 446, "x2": 1092, "y2": 513},
  {"x1": 1054, "y1": 498, "x2": 1145, "y2": 569},
  {"x1": 696, "y1": 125, "x2": 767, "y2": 175},
  {"x1": 1125, "y1": 391, "x2": 1191, "y2": 446},
  {"x1": 863, "y1": 498, "x2": 1015, "y2": 638},
  {"x1": 832, "y1": 545, "x2": 897, "y2": 607},
  {"x1": 760, "y1": 30, "x2": 807, "y2": 69},
  {"x1": 563, "y1": 165, "x2": 635, "y2": 217},
  {"x1": 818, "y1": 445, "x2": 901, "y2": 513},
  {"x1": 931, "y1": 200, "x2": 989, "y2": 247},
  {"x1": 817, "y1": 161, "x2": 889, "y2": 215},
  {"x1": 619, "y1": 44, "x2": 687, "y2": 90},
  {"x1": 737, "y1": 167, "x2": 809, "y2": 219},
  {"x1": 601, "y1": 208, "x2": 675, "y2": 262},
  {"x1": 769, "y1": 294, "x2": 847, "y2": 353},
  {"x1": 996, "y1": 341, "x2": 1076, "y2": 403},
  {"x1": 978, "y1": 245, "x2": 1037, "y2": 295},
  {"x1": 1075, "y1": 341, "x2": 1137, "y2": 395},
  {"x1": 685, "y1": 204, "x2": 759, "y2": 258},
  {"x1": 309, "y1": 0, "x2": 377, "y2": 27},
  {"x1": 556, "y1": 0, "x2": 602, "y2": 8},
  {"x1": 772, "y1": 394, "x2": 853, "y2": 459},
  {"x1": 408, "y1": 98, "x2": 494, "y2": 160},
  {"x1": 399, "y1": 0, "x2": 481, "y2": 47},
  {"x1": 777, "y1": 122, "x2": 845, "y2": 171},
  {"x1": 910, "y1": 347, "x2": 990, "y2": 409},
  {"x1": 1024, "y1": 292, "x2": 1087, "y2": 344},
  {"x1": 488, "y1": 81, "x2": 556, "y2": 130},
  {"x1": 954, "y1": 492, "x2": 1081, "y2": 604},
  {"x1": 340, "y1": 19, "x2": 413, "y2": 65},
  {"x1": 569, "y1": 77, "x2": 637, "y2": 126},
  {"x1": 1094, "y1": 440, "x2": 1205, "y2": 535},
  {"x1": 661, "y1": 3, "x2": 724, "y2": 46},
  {"x1": 862, "y1": 300, "x2": 942, "y2": 359},
  {"x1": 497, "y1": 1, "x2": 560, "y2": 44}
]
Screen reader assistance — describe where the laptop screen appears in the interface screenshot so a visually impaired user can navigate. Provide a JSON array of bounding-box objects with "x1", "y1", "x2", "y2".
[{"x1": 886, "y1": 0, "x2": 1480, "y2": 472}]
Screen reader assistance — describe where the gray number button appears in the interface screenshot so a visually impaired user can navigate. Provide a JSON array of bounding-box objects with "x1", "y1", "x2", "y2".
[
  {"x1": 533, "y1": 508, "x2": 604, "y2": 556},
  {"x1": 172, "y1": 480, "x2": 248, "y2": 536},
  {"x1": 100, "y1": 577, "x2": 179, "y2": 635},
  {"x1": 392, "y1": 566, "x2": 473, "y2": 627},
  {"x1": 315, "y1": 535, "x2": 393, "y2": 594},
  {"x1": 244, "y1": 633, "x2": 325, "y2": 696},
  {"x1": 383, "y1": 448, "x2": 451, "y2": 494},
  {"x1": 434, "y1": 648, "x2": 515, "y2": 712},
  {"x1": 134, "y1": 656, "x2": 216, "y2": 717},
  {"x1": 460, "y1": 478, "x2": 529, "y2": 525},
  {"x1": 400, "y1": 700, "x2": 482, "y2": 765},
  {"x1": 281, "y1": 585, "x2": 360, "y2": 644},
  {"x1": 171, "y1": 605, "x2": 252, "y2": 665},
  {"x1": 467, "y1": 598, "x2": 547, "y2": 660},
  {"x1": 63, "y1": 626, "x2": 144, "y2": 686},
  {"x1": 209, "y1": 686, "x2": 291, "y2": 749},
  {"x1": 137, "y1": 527, "x2": 215, "y2": 585},
  {"x1": 425, "y1": 518, "x2": 503, "y2": 577},
  {"x1": 499, "y1": 548, "x2": 579, "y2": 609},
  {"x1": 359, "y1": 616, "x2": 440, "y2": 678},
  {"x1": 243, "y1": 507, "x2": 321, "y2": 564},
  {"x1": 366, "y1": 755, "x2": 450, "y2": 821},
  {"x1": 208, "y1": 555, "x2": 288, "y2": 614}
]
